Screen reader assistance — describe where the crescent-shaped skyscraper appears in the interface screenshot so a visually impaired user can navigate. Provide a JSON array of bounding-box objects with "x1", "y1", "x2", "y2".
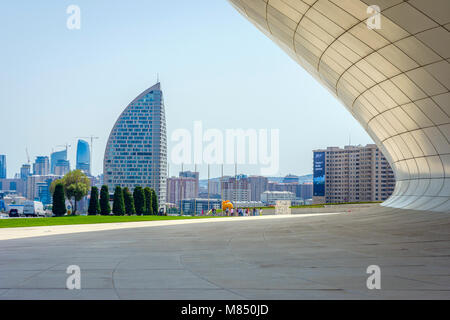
[
  {"x1": 228, "y1": 0, "x2": 450, "y2": 212},
  {"x1": 104, "y1": 83, "x2": 167, "y2": 204}
]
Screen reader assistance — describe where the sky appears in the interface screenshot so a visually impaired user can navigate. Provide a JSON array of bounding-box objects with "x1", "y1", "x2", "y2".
[{"x1": 0, "y1": 0, "x2": 372, "y2": 179}]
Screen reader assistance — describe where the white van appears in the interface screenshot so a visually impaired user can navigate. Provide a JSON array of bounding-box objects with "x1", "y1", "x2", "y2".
[{"x1": 23, "y1": 201, "x2": 45, "y2": 217}]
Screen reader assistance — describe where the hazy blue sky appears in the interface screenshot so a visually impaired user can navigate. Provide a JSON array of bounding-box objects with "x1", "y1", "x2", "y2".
[{"x1": 0, "y1": 0, "x2": 372, "y2": 179}]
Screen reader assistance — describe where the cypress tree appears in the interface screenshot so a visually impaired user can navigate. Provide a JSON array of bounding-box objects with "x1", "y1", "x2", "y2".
[
  {"x1": 151, "y1": 188, "x2": 158, "y2": 215},
  {"x1": 88, "y1": 186, "x2": 100, "y2": 215},
  {"x1": 144, "y1": 187, "x2": 152, "y2": 215},
  {"x1": 99, "y1": 185, "x2": 111, "y2": 215},
  {"x1": 112, "y1": 186, "x2": 125, "y2": 215},
  {"x1": 133, "y1": 186, "x2": 145, "y2": 215},
  {"x1": 52, "y1": 183, "x2": 66, "y2": 217},
  {"x1": 123, "y1": 187, "x2": 136, "y2": 215}
]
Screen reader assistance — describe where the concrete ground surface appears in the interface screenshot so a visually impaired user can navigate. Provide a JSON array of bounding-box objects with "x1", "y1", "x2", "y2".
[{"x1": 0, "y1": 206, "x2": 449, "y2": 299}]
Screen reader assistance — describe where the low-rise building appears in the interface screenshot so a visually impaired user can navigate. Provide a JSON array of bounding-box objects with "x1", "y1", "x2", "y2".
[
  {"x1": 0, "y1": 178, "x2": 26, "y2": 196},
  {"x1": 261, "y1": 191, "x2": 296, "y2": 205},
  {"x1": 180, "y1": 198, "x2": 221, "y2": 215},
  {"x1": 166, "y1": 172, "x2": 199, "y2": 208}
]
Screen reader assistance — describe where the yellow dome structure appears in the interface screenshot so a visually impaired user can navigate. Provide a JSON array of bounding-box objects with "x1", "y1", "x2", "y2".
[{"x1": 222, "y1": 200, "x2": 233, "y2": 211}]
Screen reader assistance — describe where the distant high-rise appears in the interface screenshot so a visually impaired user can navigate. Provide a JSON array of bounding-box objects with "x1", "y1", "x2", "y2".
[
  {"x1": 51, "y1": 149, "x2": 68, "y2": 174},
  {"x1": 222, "y1": 176, "x2": 251, "y2": 202},
  {"x1": 313, "y1": 145, "x2": 395, "y2": 204},
  {"x1": 36, "y1": 178, "x2": 56, "y2": 205},
  {"x1": 33, "y1": 156, "x2": 50, "y2": 176},
  {"x1": 104, "y1": 82, "x2": 167, "y2": 204},
  {"x1": 0, "y1": 155, "x2": 6, "y2": 179},
  {"x1": 26, "y1": 174, "x2": 61, "y2": 201},
  {"x1": 166, "y1": 171, "x2": 199, "y2": 207},
  {"x1": 167, "y1": 177, "x2": 198, "y2": 208},
  {"x1": 248, "y1": 176, "x2": 268, "y2": 201},
  {"x1": 54, "y1": 160, "x2": 70, "y2": 176},
  {"x1": 76, "y1": 139, "x2": 90, "y2": 175},
  {"x1": 20, "y1": 164, "x2": 31, "y2": 181},
  {"x1": 180, "y1": 171, "x2": 199, "y2": 197}
]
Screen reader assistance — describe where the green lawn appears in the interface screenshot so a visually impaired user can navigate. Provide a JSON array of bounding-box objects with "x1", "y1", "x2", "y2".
[{"x1": 0, "y1": 215, "x2": 224, "y2": 229}]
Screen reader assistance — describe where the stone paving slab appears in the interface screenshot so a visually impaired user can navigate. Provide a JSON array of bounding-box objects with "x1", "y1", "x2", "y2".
[
  {"x1": 0, "y1": 213, "x2": 341, "y2": 241},
  {"x1": 0, "y1": 207, "x2": 449, "y2": 299}
]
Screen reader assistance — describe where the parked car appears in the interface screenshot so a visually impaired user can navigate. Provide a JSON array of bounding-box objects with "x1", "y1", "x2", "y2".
[
  {"x1": 23, "y1": 201, "x2": 45, "y2": 217},
  {"x1": 9, "y1": 209, "x2": 19, "y2": 217}
]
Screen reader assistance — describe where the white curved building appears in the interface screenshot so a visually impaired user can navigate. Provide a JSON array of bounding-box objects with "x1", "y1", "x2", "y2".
[
  {"x1": 229, "y1": 0, "x2": 450, "y2": 212},
  {"x1": 104, "y1": 83, "x2": 167, "y2": 203}
]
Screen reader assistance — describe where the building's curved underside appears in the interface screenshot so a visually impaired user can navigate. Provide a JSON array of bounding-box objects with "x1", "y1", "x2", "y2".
[{"x1": 228, "y1": 0, "x2": 450, "y2": 212}]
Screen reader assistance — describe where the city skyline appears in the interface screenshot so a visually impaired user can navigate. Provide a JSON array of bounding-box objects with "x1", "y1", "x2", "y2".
[
  {"x1": 0, "y1": 0, "x2": 448, "y2": 303},
  {"x1": 0, "y1": 0, "x2": 373, "y2": 180}
]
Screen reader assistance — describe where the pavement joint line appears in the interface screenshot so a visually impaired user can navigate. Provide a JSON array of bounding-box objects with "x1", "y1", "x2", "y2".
[{"x1": 0, "y1": 212, "x2": 343, "y2": 241}]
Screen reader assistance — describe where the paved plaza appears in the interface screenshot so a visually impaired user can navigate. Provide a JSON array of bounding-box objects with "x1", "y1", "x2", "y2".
[{"x1": 0, "y1": 206, "x2": 449, "y2": 299}]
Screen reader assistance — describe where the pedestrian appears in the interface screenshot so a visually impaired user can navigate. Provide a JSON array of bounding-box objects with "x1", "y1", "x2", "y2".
[{"x1": 259, "y1": 208, "x2": 262, "y2": 216}]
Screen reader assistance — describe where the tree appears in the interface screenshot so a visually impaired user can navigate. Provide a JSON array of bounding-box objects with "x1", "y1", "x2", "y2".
[
  {"x1": 50, "y1": 170, "x2": 90, "y2": 215},
  {"x1": 123, "y1": 187, "x2": 136, "y2": 215},
  {"x1": 151, "y1": 188, "x2": 158, "y2": 215},
  {"x1": 133, "y1": 186, "x2": 145, "y2": 215},
  {"x1": 144, "y1": 187, "x2": 152, "y2": 215},
  {"x1": 112, "y1": 186, "x2": 125, "y2": 215},
  {"x1": 88, "y1": 186, "x2": 100, "y2": 215},
  {"x1": 99, "y1": 185, "x2": 111, "y2": 215},
  {"x1": 52, "y1": 182, "x2": 66, "y2": 217}
]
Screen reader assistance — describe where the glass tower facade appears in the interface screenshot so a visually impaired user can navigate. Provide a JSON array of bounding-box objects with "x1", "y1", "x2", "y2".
[
  {"x1": 33, "y1": 156, "x2": 50, "y2": 175},
  {"x1": 0, "y1": 155, "x2": 6, "y2": 179},
  {"x1": 76, "y1": 139, "x2": 90, "y2": 175},
  {"x1": 20, "y1": 164, "x2": 31, "y2": 180},
  {"x1": 104, "y1": 82, "x2": 167, "y2": 204},
  {"x1": 50, "y1": 149, "x2": 67, "y2": 174}
]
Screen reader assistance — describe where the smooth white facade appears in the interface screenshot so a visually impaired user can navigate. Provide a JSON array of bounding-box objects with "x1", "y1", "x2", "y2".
[{"x1": 229, "y1": 0, "x2": 450, "y2": 212}]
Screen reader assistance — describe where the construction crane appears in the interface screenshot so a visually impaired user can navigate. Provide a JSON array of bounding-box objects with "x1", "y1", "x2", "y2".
[
  {"x1": 56, "y1": 143, "x2": 71, "y2": 153},
  {"x1": 75, "y1": 135, "x2": 99, "y2": 175},
  {"x1": 25, "y1": 148, "x2": 30, "y2": 164}
]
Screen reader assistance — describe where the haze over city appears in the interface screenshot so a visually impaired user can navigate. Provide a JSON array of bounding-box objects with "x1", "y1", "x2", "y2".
[{"x1": 0, "y1": 0, "x2": 372, "y2": 179}]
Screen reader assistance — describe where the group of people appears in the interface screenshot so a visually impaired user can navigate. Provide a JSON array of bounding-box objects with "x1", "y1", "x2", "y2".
[
  {"x1": 224, "y1": 207, "x2": 262, "y2": 216},
  {"x1": 199, "y1": 207, "x2": 263, "y2": 216}
]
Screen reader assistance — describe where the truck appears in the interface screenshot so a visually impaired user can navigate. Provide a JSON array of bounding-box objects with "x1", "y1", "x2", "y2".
[{"x1": 23, "y1": 201, "x2": 45, "y2": 217}]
